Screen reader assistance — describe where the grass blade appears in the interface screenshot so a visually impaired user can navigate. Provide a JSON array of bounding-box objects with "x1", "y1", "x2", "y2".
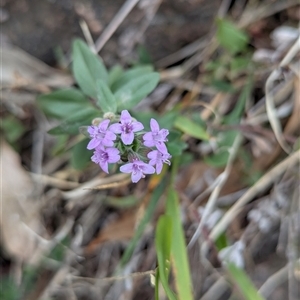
[
  {"x1": 119, "y1": 178, "x2": 167, "y2": 267},
  {"x1": 227, "y1": 263, "x2": 265, "y2": 300},
  {"x1": 166, "y1": 189, "x2": 193, "y2": 300},
  {"x1": 155, "y1": 215, "x2": 177, "y2": 300}
]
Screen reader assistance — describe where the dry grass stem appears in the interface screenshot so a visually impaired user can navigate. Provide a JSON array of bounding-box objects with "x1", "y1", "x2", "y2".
[
  {"x1": 30, "y1": 173, "x2": 80, "y2": 189},
  {"x1": 79, "y1": 19, "x2": 96, "y2": 53},
  {"x1": 265, "y1": 37, "x2": 300, "y2": 154},
  {"x1": 259, "y1": 263, "x2": 289, "y2": 298},
  {"x1": 188, "y1": 134, "x2": 243, "y2": 248},
  {"x1": 72, "y1": 270, "x2": 155, "y2": 284},
  {"x1": 95, "y1": 0, "x2": 140, "y2": 53},
  {"x1": 288, "y1": 185, "x2": 300, "y2": 299},
  {"x1": 199, "y1": 276, "x2": 230, "y2": 300},
  {"x1": 208, "y1": 149, "x2": 300, "y2": 246},
  {"x1": 238, "y1": 0, "x2": 300, "y2": 28},
  {"x1": 156, "y1": 37, "x2": 208, "y2": 68},
  {"x1": 87, "y1": 177, "x2": 132, "y2": 190},
  {"x1": 61, "y1": 174, "x2": 129, "y2": 200}
]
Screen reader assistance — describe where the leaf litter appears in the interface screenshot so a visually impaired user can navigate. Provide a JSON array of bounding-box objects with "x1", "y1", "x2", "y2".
[{"x1": 1, "y1": 1, "x2": 300, "y2": 299}]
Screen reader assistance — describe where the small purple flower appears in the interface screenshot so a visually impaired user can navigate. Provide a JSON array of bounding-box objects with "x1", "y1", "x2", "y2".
[
  {"x1": 91, "y1": 146, "x2": 120, "y2": 173},
  {"x1": 147, "y1": 150, "x2": 171, "y2": 174},
  {"x1": 87, "y1": 119, "x2": 116, "y2": 150},
  {"x1": 110, "y1": 110, "x2": 144, "y2": 145},
  {"x1": 120, "y1": 159, "x2": 155, "y2": 183},
  {"x1": 143, "y1": 119, "x2": 169, "y2": 153}
]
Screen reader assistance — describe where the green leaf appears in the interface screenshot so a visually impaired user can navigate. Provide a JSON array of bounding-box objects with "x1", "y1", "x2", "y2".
[
  {"x1": 168, "y1": 140, "x2": 188, "y2": 157},
  {"x1": 205, "y1": 60, "x2": 221, "y2": 71},
  {"x1": 22, "y1": 265, "x2": 39, "y2": 296},
  {"x1": 204, "y1": 130, "x2": 238, "y2": 167},
  {"x1": 155, "y1": 216, "x2": 177, "y2": 300},
  {"x1": 215, "y1": 232, "x2": 228, "y2": 251},
  {"x1": 230, "y1": 57, "x2": 251, "y2": 72},
  {"x1": 142, "y1": 111, "x2": 177, "y2": 130},
  {"x1": 211, "y1": 80, "x2": 235, "y2": 93},
  {"x1": 72, "y1": 39, "x2": 108, "y2": 98},
  {"x1": 131, "y1": 111, "x2": 177, "y2": 132},
  {"x1": 227, "y1": 263, "x2": 265, "y2": 300},
  {"x1": 204, "y1": 150, "x2": 230, "y2": 167},
  {"x1": 71, "y1": 139, "x2": 91, "y2": 170},
  {"x1": 0, "y1": 277, "x2": 20, "y2": 300},
  {"x1": 48, "y1": 237, "x2": 70, "y2": 261},
  {"x1": 108, "y1": 65, "x2": 124, "y2": 87},
  {"x1": 111, "y1": 66, "x2": 153, "y2": 92},
  {"x1": 53, "y1": 45, "x2": 68, "y2": 69},
  {"x1": 155, "y1": 269, "x2": 160, "y2": 300},
  {"x1": 216, "y1": 18, "x2": 249, "y2": 54},
  {"x1": 114, "y1": 72, "x2": 160, "y2": 111},
  {"x1": 131, "y1": 111, "x2": 157, "y2": 131},
  {"x1": 178, "y1": 153, "x2": 194, "y2": 166},
  {"x1": 37, "y1": 88, "x2": 90, "y2": 119},
  {"x1": 137, "y1": 45, "x2": 153, "y2": 65},
  {"x1": 174, "y1": 116, "x2": 209, "y2": 140},
  {"x1": 293, "y1": 137, "x2": 300, "y2": 151},
  {"x1": 51, "y1": 134, "x2": 69, "y2": 155},
  {"x1": 167, "y1": 130, "x2": 188, "y2": 157},
  {"x1": 1, "y1": 115, "x2": 26, "y2": 143},
  {"x1": 168, "y1": 130, "x2": 181, "y2": 142},
  {"x1": 104, "y1": 195, "x2": 139, "y2": 209},
  {"x1": 95, "y1": 80, "x2": 117, "y2": 113},
  {"x1": 119, "y1": 178, "x2": 167, "y2": 267},
  {"x1": 224, "y1": 76, "x2": 253, "y2": 125},
  {"x1": 48, "y1": 107, "x2": 100, "y2": 135},
  {"x1": 160, "y1": 111, "x2": 178, "y2": 129},
  {"x1": 166, "y1": 189, "x2": 193, "y2": 300}
]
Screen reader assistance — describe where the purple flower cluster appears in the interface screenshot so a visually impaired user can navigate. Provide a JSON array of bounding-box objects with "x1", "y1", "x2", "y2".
[{"x1": 86, "y1": 110, "x2": 171, "y2": 183}]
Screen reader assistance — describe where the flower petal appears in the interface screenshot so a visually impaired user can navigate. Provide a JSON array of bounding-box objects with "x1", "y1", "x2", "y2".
[
  {"x1": 150, "y1": 118, "x2": 160, "y2": 132},
  {"x1": 99, "y1": 119, "x2": 110, "y2": 132},
  {"x1": 144, "y1": 140, "x2": 155, "y2": 148},
  {"x1": 140, "y1": 163, "x2": 155, "y2": 174},
  {"x1": 102, "y1": 138, "x2": 114, "y2": 147},
  {"x1": 132, "y1": 170, "x2": 142, "y2": 183},
  {"x1": 121, "y1": 132, "x2": 134, "y2": 145},
  {"x1": 156, "y1": 161, "x2": 163, "y2": 174},
  {"x1": 148, "y1": 159, "x2": 156, "y2": 166},
  {"x1": 120, "y1": 163, "x2": 133, "y2": 173},
  {"x1": 100, "y1": 160, "x2": 109, "y2": 174},
  {"x1": 107, "y1": 148, "x2": 120, "y2": 163},
  {"x1": 109, "y1": 123, "x2": 122, "y2": 134},
  {"x1": 160, "y1": 129, "x2": 169, "y2": 139},
  {"x1": 143, "y1": 132, "x2": 154, "y2": 142},
  {"x1": 87, "y1": 126, "x2": 96, "y2": 135},
  {"x1": 87, "y1": 138, "x2": 101, "y2": 150},
  {"x1": 121, "y1": 110, "x2": 132, "y2": 123},
  {"x1": 106, "y1": 147, "x2": 119, "y2": 155},
  {"x1": 91, "y1": 153, "x2": 99, "y2": 164},
  {"x1": 132, "y1": 121, "x2": 144, "y2": 132},
  {"x1": 147, "y1": 150, "x2": 158, "y2": 160},
  {"x1": 156, "y1": 142, "x2": 168, "y2": 154},
  {"x1": 106, "y1": 131, "x2": 116, "y2": 139}
]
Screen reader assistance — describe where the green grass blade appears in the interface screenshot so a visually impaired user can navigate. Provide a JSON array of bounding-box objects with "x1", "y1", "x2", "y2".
[
  {"x1": 119, "y1": 178, "x2": 167, "y2": 267},
  {"x1": 227, "y1": 263, "x2": 265, "y2": 300},
  {"x1": 166, "y1": 189, "x2": 193, "y2": 300},
  {"x1": 155, "y1": 215, "x2": 177, "y2": 300},
  {"x1": 174, "y1": 116, "x2": 209, "y2": 141},
  {"x1": 155, "y1": 269, "x2": 160, "y2": 300}
]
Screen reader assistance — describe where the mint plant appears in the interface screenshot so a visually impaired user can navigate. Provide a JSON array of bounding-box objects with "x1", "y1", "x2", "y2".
[{"x1": 38, "y1": 39, "x2": 176, "y2": 180}]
